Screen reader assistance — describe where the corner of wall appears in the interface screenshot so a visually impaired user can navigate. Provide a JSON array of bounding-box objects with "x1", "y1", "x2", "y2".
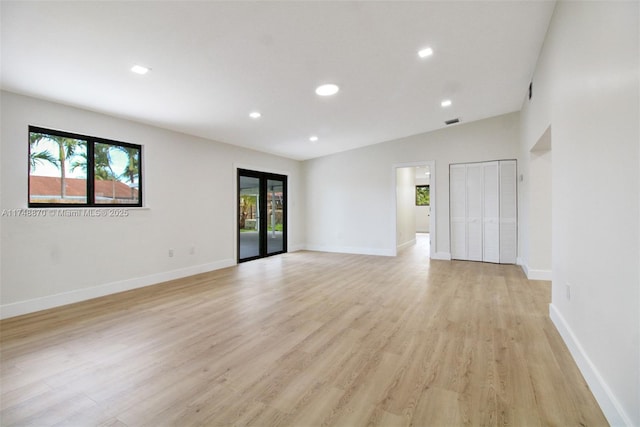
[
  {"x1": 517, "y1": 259, "x2": 552, "y2": 281},
  {"x1": 397, "y1": 238, "x2": 416, "y2": 252},
  {"x1": 517, "y1": 257, "x2": 529, "y2": 276}
]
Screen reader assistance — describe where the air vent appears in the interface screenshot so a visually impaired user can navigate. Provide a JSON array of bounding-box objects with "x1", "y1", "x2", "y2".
[{"x1": 445, "y1": 118, "x2": 460, "y2": 125}]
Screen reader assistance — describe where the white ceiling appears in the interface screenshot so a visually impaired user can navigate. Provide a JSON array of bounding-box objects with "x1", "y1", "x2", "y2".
[{"x1": 1, "y1": 1, "x2": 555, "y2": 161}]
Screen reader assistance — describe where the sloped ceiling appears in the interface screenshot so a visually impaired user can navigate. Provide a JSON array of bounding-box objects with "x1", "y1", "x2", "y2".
[{"x1": 1, "y1": 1, "x2": 556, "y2": 160}]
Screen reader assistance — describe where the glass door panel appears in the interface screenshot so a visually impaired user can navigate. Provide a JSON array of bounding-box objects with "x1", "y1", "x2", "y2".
[
  {"x1": 267, "y1": 179, "x2": 285, "y2": 255},
  {"x1": 239, "y1": 175, "x2": 261, "y2": 261}
]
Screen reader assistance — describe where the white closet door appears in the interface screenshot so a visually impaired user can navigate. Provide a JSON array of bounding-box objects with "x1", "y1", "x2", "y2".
[
  {"x1": 499, "y1": 160, "x2": 517, "y2": 264},
  {"x1": 482, "y1": 162, "x2": 500, "y2": 263},
  {"x1": 466, "y1": 164, "x2": 483, "y2": 261},
  {"x1": 450, "y1": 164, "x2": 467, "y2": 260},
  {"x1": 450, "y1": 160, "x2": 517, "y2": 264}
]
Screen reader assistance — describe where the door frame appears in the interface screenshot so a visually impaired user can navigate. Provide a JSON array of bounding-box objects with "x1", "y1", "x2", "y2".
[
  {"x1": 392, "y1": 160, "x2": 437, "y2": 259},
  {"x1": 237, "y1": 167, "x2": 288, "y2": 263}
]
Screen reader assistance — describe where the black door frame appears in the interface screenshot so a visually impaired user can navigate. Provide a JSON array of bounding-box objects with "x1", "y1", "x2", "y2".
[{"x1": 237, "y1": 168, "x2": 288, "y2": 263}]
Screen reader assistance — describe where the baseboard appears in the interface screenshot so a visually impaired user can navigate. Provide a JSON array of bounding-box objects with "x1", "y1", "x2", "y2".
[
  {"x1": 517, "y1": 259, "x2": 552, "y2": 280},
  {"x1": 527, "y1": 269, "x2": 552, "y2": 281},
  {"x1": 518, "y1": 260, "x2": 530, "y2": 277},
  {"x1": 304, "y1": 244, "x2": 449, "y2": 260},
  {"x1": 304, "y1": 244, "x2": 394, "y2": 257},
  {"x1": 287, "y1": 243, "x2": 306, "y2": 252},
  {"x1": 397, "y1": 238, "x2": 416, "y2": 252},
  {"x1": 0, "y1": 259, "x2": 236, "y2": 320},
  {"x1": 431, "y1": 252, "x2": 452, "y2": 260},
  {"x1": 549, "y1": 304, "x2": 632, "y2": 427}
]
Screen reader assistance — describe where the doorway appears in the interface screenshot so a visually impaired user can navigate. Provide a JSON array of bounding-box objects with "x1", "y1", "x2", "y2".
[
  {"x1": 394, "y1": 161, "x2": 436, "y2": 259},
  {"x1": 238, "y1": 169, "x2": 287, "y2": 262}
]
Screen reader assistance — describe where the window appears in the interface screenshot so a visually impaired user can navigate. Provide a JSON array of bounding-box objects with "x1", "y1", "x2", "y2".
[
  {"x1": 29, "y1": 126, "x2": 142, "y2": 207},
  {"x1": 416, "y1": 185, "x2": 430, "y2": 206}
]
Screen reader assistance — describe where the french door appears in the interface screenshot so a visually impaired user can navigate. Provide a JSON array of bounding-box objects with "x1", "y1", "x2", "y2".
[{"x1": 238, "y1": 169, "x2": 287, "y2": 262}]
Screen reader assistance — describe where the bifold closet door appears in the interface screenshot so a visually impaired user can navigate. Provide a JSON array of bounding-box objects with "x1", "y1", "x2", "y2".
[
  {"x1": 450, "y1": 163, "x2": 485, "y2": 262},
  {"x1": 450, "y1": 164, "x2": 467, "y2": 260},
  {"x1": 449, "y1": 160, "x2": 516, "y2": 264},
  {"x1": 466, "y1": 164, "x2": 484, "y2": 261},
  {"x1": 482, "y1": 162, "x2": 500, "y2": 263}
]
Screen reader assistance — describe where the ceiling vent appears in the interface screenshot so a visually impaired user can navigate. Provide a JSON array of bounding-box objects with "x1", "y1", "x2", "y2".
[{"x1": 445, "y1": 118, "x2": 460, "y2": 125}]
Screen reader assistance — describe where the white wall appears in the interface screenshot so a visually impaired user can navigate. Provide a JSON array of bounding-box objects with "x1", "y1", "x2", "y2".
[
  {"x1": 395, "y1": 167, "x2": 416, "y2": 250},
  {"x1": 0, "y1": 91, "x2": 304, "y2": 318},
  {"x1": 304, "y1": 112, "x2": 520, "y2": 258},
  {"x1": 519, "y1": 2, "x2": 639, "y2": 425}
]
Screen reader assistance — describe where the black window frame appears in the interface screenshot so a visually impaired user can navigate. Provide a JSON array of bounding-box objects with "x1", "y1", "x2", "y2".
[{"x1": 28, "y1": 126, "x2": 143, "y2": 208}]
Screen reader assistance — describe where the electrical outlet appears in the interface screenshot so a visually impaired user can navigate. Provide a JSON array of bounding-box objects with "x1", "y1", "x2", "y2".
[
  {"x1": 168, "y1": 248, "x2": 174, "y2": 258},
  {"x1": 565, "y1": 283, "x2": 571, "y2": 301},
  {"x1": 189, "y1": 246, "x2": 195, "y2": 255}
]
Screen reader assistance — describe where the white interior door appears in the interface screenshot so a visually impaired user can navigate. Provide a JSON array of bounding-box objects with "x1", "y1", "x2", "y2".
[
  {"x1": 450, "y1": 164, "x2": 467, "y2": 260},
  {"x1": 466, "y1": 164, "x2": 483, "y2": 261},
  {"x1": 449, "y1": 160, "x2": 517, "y2": 264},
  {"x1": 482, "y1": 162, "x2": 500, "y2": 263}
]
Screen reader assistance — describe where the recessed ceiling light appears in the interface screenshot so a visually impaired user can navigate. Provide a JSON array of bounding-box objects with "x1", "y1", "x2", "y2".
[
  {"x1": 309, "y1": 135, "x2": 319, "y2": 142},
  {"x1": 441, "y1": 99, "x2": 452, "y2": 107},
  {"x1": 249, "y1": 111, "x2": 261, "y2": 119},
  {"x1": 315, "y1": 84, "x2": 339, "y2": 96},
  {"x1": 418, "y1": 47, "x2": 433, "y2": 58},
  {"x1": 131, "y1": 65, "x2": 150, "y2": 75}
]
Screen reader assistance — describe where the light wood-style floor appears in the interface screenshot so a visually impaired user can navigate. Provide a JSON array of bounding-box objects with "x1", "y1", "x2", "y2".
[{"x1": 1, "y1": 235, "x2": 608, "y2": 426}]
